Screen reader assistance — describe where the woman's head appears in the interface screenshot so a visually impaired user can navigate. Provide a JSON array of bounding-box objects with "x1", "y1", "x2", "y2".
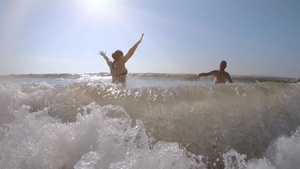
[{"x1": 112, "y1": 50, "x2": 123, "y2": 61}]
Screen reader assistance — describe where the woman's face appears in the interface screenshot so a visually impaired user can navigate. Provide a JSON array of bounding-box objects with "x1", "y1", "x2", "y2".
[{"x1": 112, "y1": 50, "x2": 123, "y2": 61}]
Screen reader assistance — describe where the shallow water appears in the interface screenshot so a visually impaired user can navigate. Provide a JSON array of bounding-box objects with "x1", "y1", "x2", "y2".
[{"x1": 0, "y1": 73, "x2": 299, "y2": 169}]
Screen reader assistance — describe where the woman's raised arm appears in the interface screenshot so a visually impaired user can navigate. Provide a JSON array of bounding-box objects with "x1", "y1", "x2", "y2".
[
  {"x1": 123, "y1": 33, "x2": 144, "y2": 63},
  {"x1": 99, "y1": 51, "x2": 111, "y2": 65}
]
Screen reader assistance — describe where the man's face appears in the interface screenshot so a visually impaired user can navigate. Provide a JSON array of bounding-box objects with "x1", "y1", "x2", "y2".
[{"x1": 220, "y1": 61, "x2": 227, "y2": 70}]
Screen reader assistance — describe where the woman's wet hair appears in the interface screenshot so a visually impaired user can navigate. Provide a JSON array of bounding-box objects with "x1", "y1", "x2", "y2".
[{"x1": 112, "y1": 50, "x2": 123, "y2": 61}]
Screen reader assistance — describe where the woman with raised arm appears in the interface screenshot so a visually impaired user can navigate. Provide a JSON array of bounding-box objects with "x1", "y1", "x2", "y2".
[{"x1": 100, "y1": 33, "x2": 144, "y2": 84}]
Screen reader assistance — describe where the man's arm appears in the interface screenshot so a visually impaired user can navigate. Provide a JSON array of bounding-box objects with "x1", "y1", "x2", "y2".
[
  {"x1": 293, "y1": 77, "x2": 300, "y2": 83},
  {"x1": 197, "y1": 71, "x2": 216, "y2": 79},
  {"x1": 227, "y1": 74, "x2": 233, "y2": 83},
  {"x1": 123, "y1": 33, "x2": 144, "y2": 63}
]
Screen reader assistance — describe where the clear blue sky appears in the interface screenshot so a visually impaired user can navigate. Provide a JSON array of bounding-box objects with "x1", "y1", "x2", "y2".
[{"x1": 1, "y1": 0, "x2": 299, "y2": 78}]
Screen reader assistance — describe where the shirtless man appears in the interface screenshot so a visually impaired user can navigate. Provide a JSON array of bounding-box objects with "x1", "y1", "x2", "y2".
[
  {"x1": 100, "y1": 33, "x2": 144, "y2": 84},
  {"x1": 197, "y1": 60, "x2": 233, "y2": 84}
]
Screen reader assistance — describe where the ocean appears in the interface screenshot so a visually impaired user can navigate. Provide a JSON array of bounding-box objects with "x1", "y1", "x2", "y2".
[{"x1": 0, "y1": 73, "x2": 299, "y2": 169}]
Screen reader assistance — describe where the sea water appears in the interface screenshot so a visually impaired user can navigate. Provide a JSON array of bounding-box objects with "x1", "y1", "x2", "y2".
[{"x1": 0, "y1": 73, "x2": 299, "y2": 169}]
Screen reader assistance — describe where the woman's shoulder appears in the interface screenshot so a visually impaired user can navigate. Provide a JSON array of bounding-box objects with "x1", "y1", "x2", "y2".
[{"x1": 107, "y1": 60, "x2": 113, "y2": 66}]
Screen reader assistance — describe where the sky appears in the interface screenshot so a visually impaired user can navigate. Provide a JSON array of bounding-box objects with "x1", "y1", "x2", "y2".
[{"x1": 0, "y1": 0, "x2": 300, "y2": 78}]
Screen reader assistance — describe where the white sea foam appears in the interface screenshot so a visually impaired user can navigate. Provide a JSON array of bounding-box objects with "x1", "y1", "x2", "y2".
[
  {"x1": 1, "y1": 102, "x2": 300, "y2": 169},
  {"x1": 0, "y1": 103, "x2": 205, "y2": 169},
  {"x1": 0, "y1": 73, "x2": 299, "y2": 168}
]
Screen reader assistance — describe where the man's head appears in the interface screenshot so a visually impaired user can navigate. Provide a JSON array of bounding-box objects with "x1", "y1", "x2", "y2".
[
  {"x1": 112, "y1": 50, "x2": 123, "y2": 61},
  {"x1": 219, "y1": 60, "x2": 227, "y2": 71}
]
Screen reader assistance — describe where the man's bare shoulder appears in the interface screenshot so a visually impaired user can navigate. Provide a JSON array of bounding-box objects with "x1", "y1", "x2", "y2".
[
  {"x1": 223, "y1": 71, "x2": 232, "y2": 78},
  {"x1": 210, "y1": 70, "x2": 219, "y2": 75}
]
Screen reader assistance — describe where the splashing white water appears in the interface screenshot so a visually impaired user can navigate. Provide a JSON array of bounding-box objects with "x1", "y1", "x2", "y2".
[
  {"x1": 0, "y1": 73, "x2": 300, "y2": 168},
  {"x1": 0, "y1": 103, "x2": 206, "y2": 169}
]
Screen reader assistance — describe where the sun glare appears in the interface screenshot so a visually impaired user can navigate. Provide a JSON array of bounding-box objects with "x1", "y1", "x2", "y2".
[
  {"x1": 78, "y1": 0, "x2": 119, "y2": 20},
  {"x1": 85, "y1": 0, "x2": 105, "y2": 8}
]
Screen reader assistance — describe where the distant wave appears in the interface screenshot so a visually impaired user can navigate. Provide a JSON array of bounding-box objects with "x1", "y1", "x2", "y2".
[{"x1": 0, "y1": 73, "x2": 295, "y2": 83}]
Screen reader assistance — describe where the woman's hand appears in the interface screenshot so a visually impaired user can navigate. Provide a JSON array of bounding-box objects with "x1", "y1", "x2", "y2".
[
  {"x1": 138, "y1": 33, "x2": 144, "y2": 43},
  {"x1": 99, "y1": 51, "x2": 106, "y2": 57}
]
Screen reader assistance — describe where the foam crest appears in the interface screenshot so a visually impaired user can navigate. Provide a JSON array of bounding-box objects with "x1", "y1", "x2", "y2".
[
  {"x1": 1, "y1": 75, "x2": 300, "y2": 168},
  {"x1": 0, "y1": 103, "x2": 205, "y2": 169}
]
